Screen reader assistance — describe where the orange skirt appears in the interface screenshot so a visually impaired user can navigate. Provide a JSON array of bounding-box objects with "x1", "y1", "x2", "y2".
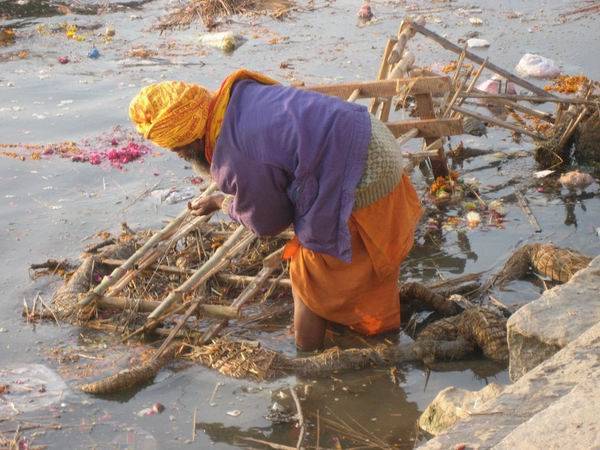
[{"x1": 286, "y1": 174, "x2": 422, "y2": 335}]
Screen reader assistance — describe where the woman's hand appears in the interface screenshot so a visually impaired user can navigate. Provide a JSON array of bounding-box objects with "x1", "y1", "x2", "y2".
[{"x1": 188, "y1": 193, "x2": 225, "y2": 217}]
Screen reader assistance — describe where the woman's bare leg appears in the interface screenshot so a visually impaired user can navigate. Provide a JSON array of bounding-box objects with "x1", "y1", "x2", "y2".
[{"x1": 293, "y1": 292, "x2": 327, "y2": 352}]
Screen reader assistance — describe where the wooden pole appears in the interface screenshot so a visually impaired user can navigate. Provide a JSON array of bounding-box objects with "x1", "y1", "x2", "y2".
[
  {"x1": 452, "y1": 105, "x2": 547, "y2": 140},
  {"x1": 407, "y1": 21, "x2": 555, "y2": 98},
  {"x1": 515, "y1": 191, "x2": 542, "y2": 233},
  {"x1": 369, "y1": 39, "x2": 396, "y2": 114},
  {"x1": 78, "y1": 183, "x2": 218, "y2": 307},
  {"x1": 454, "y1": 58, "x2": 488, "y2": 112},
  {"x1": 414, "y1": 92, "x2": 449, "y2": 177},
  {"x1": 347, "y1": 89, "x2": 361, "y2": 102},
  {"x1": 459, "y1": 92, "x2": 595, "y2": 105}
]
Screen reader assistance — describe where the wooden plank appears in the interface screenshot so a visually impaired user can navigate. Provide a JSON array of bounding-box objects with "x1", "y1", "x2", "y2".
[
  {"x1": 369, "y1": 38, "x2": 396, "y2": 114},
  {"x1": 304, "y1": 77, "x2": 451, "y2": 100},
  {"x1": 408, "y1": 21, "x2": 555, "y2": 99},
  {"x1": 414, "y1": 93, "x2": 450, "y2": 177},
  {"x1": 385, "y1": 118, "x2": 463, "y2": 138}
]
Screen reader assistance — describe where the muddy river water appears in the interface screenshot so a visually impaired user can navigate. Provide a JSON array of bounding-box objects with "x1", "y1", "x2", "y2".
[{"x1": 1, "y1": 0, "x2": 599, "y2": 448}]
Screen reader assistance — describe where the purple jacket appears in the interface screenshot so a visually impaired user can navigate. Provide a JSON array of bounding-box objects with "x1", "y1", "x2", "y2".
[{"x1": 210, "y1": 80, "x2": 371, "y2": 262}]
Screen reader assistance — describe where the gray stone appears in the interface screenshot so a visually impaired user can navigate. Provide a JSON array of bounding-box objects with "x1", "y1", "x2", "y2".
[
  {"x1": 493, "y1": 371, "x2": 600, "y2": 450},
  {"x1": 418, "y1": 321, "x2": 600, "y2": 449},
  {"x1": 419, "y1": 383, "x2": 504, "y2": 436},
  {"x1": 507, "y1": 255, "x2": 600, "y2": 381}
]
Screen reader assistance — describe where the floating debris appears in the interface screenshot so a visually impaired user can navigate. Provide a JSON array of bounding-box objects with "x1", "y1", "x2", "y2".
[
  {"x1": 559, "y1": 170, "x2": 594, "y2": 191},
  {"x1": 515, "y1": 53, "x2": 561, "y2": 79},
  {"x1": 544, "y1": 74, "x2": 589, "y2": 94},
  {"x1": 158, "y1": 0, "x2": 294, "y2": 30},
  {"x1": 0, "y1": 27, "x2": 15, "y2": 46}
]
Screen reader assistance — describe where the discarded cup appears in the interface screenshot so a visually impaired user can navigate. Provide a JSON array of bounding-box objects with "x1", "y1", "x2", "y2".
[{"x1": 88, "y1": 47, "x2": 100, "y2": 59}]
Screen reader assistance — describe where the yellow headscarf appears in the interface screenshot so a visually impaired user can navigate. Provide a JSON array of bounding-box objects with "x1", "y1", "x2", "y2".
[
  {"x1": 129, "y1": 81, "x2": 212, "y2": 149},
  {"x1": 129, "y1": 70, "x2": 278, "y2": 154}
]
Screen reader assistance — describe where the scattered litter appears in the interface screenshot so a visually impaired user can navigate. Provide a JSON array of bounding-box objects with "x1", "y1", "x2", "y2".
[
  {"x1": 0, "y1": 28, "x2": 16, "y2": 46},
  {"x1": 468, "y1": 17, "x2": 483, "y2": 25},
  {"x1": 357, "y1": 2, "x2": 374, "y2": 21},
  {"x1": 151, "y1": 187, "x2": 198, "y2": 204},
  {"x1": 199, "y1": 31, "x2": 246, "y2": 53},
  {"x1": 0, "y1": 364, "x2": 69, "y2": 416},
  {"x1": 488, "y1": 200, "x2": 507, "y2": 217},
  {"x1": 477, "y1": 75, "x2": 517, "y2": 95},
  {"x1": 462, "y1": 116, "x2": 487, "y2": 137},
  {"x1": 467, "y1": 38, "x2": 490, "y2": 48},
  {"x1": 534, "y1": 169, "x2": 555, "y2": 178},
  {"x1": 226, "y1": 409, "x2": 242, "y2": 417},
  {"x1": 105, "y1": 26, "x2": 115, "y2": 37},
  {"x1": 544, "y1": 74, "x2": 589, "y2": 94},
  {"x1": 466, "y1": 211, "x2": 481, "y2": 228},
  {"x1": 128, "y1": 46, "x2": 157, "y2": 59},
  {"x1": 88, "y1": 47, "x2": 100, "y2": 59},
  {"x1": 515, "y1": 53, "x2": 561, "y2": 79},
  {"x1": 559, "y1": 170, "x2": 594, "y2": 191},
  {"x1": 137, "y1": 402, "x2": 165, "y2": 417},
  {"x1": 265, "y1": 401, "x2": 295, "y2": 423},
  {"x1": 58, "y1": 56, "x2": 70, "y2": 64}
]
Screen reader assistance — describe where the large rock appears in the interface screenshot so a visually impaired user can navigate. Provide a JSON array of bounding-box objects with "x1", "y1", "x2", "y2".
[
  {"x1": 494, "y1": 371, "x2": 600, "y2": 449},
  {"x1": 418, "y1": 321, "x2": 600, "y2": 449},
  {"x1": 419, "y1": 383, "x2": 504, "y2": 435},
  {"x1": 507, "y1": 255, "x2": 600, "y2": 381}
]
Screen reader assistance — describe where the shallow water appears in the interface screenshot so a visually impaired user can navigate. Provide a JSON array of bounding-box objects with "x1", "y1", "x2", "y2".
[{"x1": 1, "y1": 0, "x2": 599, "y2": 447}]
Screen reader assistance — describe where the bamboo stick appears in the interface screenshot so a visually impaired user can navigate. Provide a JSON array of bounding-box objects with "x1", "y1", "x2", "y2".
[
  {"x1": 147, "y1": 226, "x2": 254, "y2": 321},
  {"x1": 469, "y1": 87, "x2": 554, "y2": 122},
  {"x1": 100, "y1": 258, "x2": 292, "y2": 288},
  {"x1": 78, "y1": 183, "x2": 218, "y2": 307},
  {"x1": 452, "y1": 105, "x2": 547, "y2": 140},
  {"x1": 454, "y1": 58, "x2": 488, "y2": 111},
  {"x1": 459, "y1": 92, "x2": 593, "y2": 105},
  {"x1": 369, "y1": 39, "x2": 396, "y2": 114},
  {"x1": 397, "y1": 128, "x2": 419, "y2": 147},
  {"x1": 96, "y1": 295, "x2": 239, "y2": 319},
  {"x1": 217, "y1": 273, "x2": 292, "y2": 289},
  {"x1": 443, "y1": 70, "x2": 470, "y2": 118},
  {"x1": 100, "y1": 258, "x2": 194, "y2": 275},
  {"x1": 200, "y1": 247, "x2": 285, "y2": 344},
  {"x1": 451, "y1": 45, "x2": 467, "y2": 87},
  {"x1": 347, "y1": 89, "x2": 361, "y2": 102},
  {"x1": 515, "y1": 191, "x2": 542, "y2": 233},
  {"x1": 407, "y1": 20, "x2": 555, "y2": 98}
]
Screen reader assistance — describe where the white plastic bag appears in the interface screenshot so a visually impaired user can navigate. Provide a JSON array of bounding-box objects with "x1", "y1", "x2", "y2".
[{"x1": 515, "y1": 53, "x2": 560, "y2": 79}]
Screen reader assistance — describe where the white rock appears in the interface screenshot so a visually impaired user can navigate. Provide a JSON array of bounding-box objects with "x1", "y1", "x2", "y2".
[
  {"x1": 419, "y1": 384, "x2": 504, "y2": 435},
  {"x1": 467, "y1": 38, "x2": 490, "y2": 48},
  {"x1": 199, "y1": 31, "x2": 246, "y2": 52},
  {"x1": 515, "y1": 53, "x2": 560, "y2": 79}
]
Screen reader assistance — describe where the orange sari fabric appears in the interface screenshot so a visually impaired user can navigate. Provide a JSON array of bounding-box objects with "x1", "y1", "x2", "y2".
[{"x1": 287, "y1": 174, "x2": 422, "y2": 335}]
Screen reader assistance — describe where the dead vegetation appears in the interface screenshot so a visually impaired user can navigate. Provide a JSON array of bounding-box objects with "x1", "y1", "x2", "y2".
[{"x1": 156, "y1": 0, "x2": 295, "y2": 31}]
